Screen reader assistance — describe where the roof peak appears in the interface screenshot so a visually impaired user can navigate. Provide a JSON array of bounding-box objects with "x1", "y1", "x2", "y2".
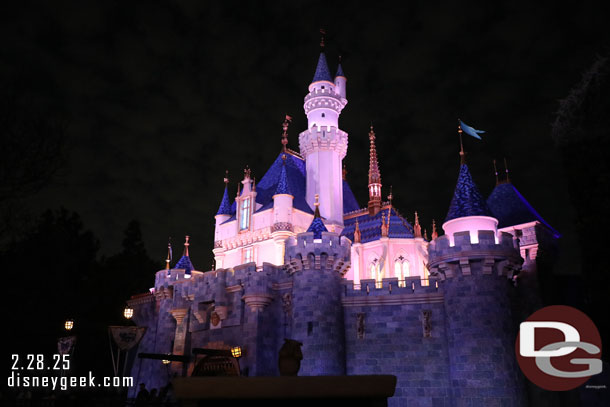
[
  {"x1": 445, "y1": 163, "x2": 492, "y2": 223},
  {"x1": 311, "y1": 52, "x2": 333, "y2": 84}
]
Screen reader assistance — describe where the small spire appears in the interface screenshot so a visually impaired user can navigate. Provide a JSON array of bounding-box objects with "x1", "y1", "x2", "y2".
[
  {"x1": 183, "y1": 235, "x2": 190, "y2": 257},
  {"x1": 319, "y1": 28, "x2": 326, "y2": 49},
  {"x1": 281, "y1": 115, "x2": 292, "y2": 152},
  {"x1": 236, "y1": 181, "x2": 241, "y2": 196},
  {"x1": 243, "y1": 165, "x2": 251, "y2": 180},
  {"x1": 431, "y1": 219, "x2": 438, "y2": 239},
  {"x1": 381, "y1": 210, "x2": 389, "y2": 237},
  {"x1": 224, "y1": 170, "x2": 229, "y2": 185},
  {"x1": 387, "y1": 186, "x2": 393, "y2": 208},
  {"x1": 414, "y1": 211, "x2": 422, "y2": 238},
  {"x1": 342, "y1": 163, "x2": 347, "y2": 181},
  {"x1": 252, "y1": 176, "x2": 256, "y2": 192},
  {"x1": 423, "y1": 229, "x2": 428, "y2": 241},
  {"x1": 314, "y1": 194, "x2": 321, "y2": 218},
  {"x1": 354, "y1": 219, "x2": 361, "y2": 243},
  {"x1": 368, "y1": 124, "x2": 382, "y2": 216},
  {"x1": 493, "y1": 159, "x2": 499, "y2": 185},
  {"x1": 166, "y1": 238, "x2": 172, "y2": 270},
  {"x1": 457, "y1": 119, "x2": 465, "y2": 164},
  {"x1": 504, "y1": 158, "x2": 510, "y2": 183}
]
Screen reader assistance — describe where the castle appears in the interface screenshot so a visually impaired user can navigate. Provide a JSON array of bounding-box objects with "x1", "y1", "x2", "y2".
[{"x1": 127, "y1": 44, "x2": 559, "y2": 406}]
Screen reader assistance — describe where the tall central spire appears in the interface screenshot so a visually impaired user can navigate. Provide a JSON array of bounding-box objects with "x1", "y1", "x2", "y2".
[{"x1": 368, "y1": 125, "x2": 382, "y2": 216}]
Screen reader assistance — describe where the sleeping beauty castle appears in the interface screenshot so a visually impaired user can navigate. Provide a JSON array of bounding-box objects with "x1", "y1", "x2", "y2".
[{"x1": 127, "y1": 40, "x2": 559, "y2": 406}]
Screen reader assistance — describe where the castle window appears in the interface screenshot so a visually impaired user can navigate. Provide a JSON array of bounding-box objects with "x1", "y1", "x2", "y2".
[
  {"x1": 240, "y1": 197, "x2": 251, "y2": 231},
  {"x1": 369, "y1": 259, "x2": 382, "y2": 289},
  {"x1": 243, "y1": 247, "x2": 253, "y2": 264},
  {"x1": 321, "y1": 113, "x2": 325, "y2": 118},
  {"x1": 421, "y1": 261, "x2": 430, "y2": 286},
  {"x1": 394, "y1": 255, "x2": 409, "y2": 287}
]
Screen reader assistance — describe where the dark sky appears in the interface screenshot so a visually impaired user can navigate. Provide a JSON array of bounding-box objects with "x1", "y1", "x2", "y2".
[{"x1": 1, "y1": 1, "x2": 608, "y2": 272}]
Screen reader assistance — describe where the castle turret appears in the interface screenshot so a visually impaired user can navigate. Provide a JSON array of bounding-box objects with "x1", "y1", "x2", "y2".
[
  {"x1": 271, "y1": 155, "x2": 295, "y2": 264},
  {"x1": 285, "y1": 200, "x2": 350, "y2": 375},
  {"x1": 299, "y1": 43, "x2": 348, "y2": 231},
  {"x1": 334, "y1": 59, "x2": 347, "y2": 99},
  {"x1": 429, "y1": 160, "x2": 525, "y2": 406}
]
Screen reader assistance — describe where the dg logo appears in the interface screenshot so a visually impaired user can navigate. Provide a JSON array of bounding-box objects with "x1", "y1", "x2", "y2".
[{"x1": 515, "y1": 305, "x2": 602, "y2": 391}]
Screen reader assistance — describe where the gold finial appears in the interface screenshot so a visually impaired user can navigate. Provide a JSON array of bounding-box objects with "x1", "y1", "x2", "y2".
[
  {"x1": 166, "y1": 237, "x2": 172, "y2": 270},
  {"x1": 224, "y1": 170, "x2": 229, "y2": 185},
  {"x1": 184, "y1": 235, "x2": 190, "y2": 257},
  {"x1": 493, "y1": 159, "x2": 499, "y2": 185},
  {"x1": 414, "y1": 211, "x2": 422, "y2": 238},
  {"x1": 244, "y1": 165, "x2": 251, "y2": 180},
  {"x1": 423, "y1": 229, "x2": 428, "y2": 240},
  {"x1": 314, "y1": 194, "x2": 321, "y2": 218},
  {"x1": 281, "y1": 115, "x2": 292, "y2": 152},
  {"x1": 431, "y1": 219, "x2": 438, "y2": 239},
  {"x1": 504, "y1": 157, "x2": 510, "y2": 183},
  {"x1": 387, "y1": 185, "x2": 393, "y2": 208},
  {"x1": 342, "y1": 163, "x2": 347, "y2": 181},
  {"x1": 252, "y1": 176, "x2": 256, "y2": 192},
  {"x1": 354, "y1": 219, "x2": 361, "y2": 243},
  {"x1": 319, "y1": 28, "x2": 326, "y2": 49}
]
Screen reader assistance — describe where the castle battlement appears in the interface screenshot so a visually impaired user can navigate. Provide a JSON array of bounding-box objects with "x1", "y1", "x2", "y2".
[
  {"x1": 428, "y1": 230, "x2": 523, "y2": 280},
  {"x1": 285, "y1": 232, "x2": 350, "y2": 275},
  {"x1": 343, "y1": 276, "x2": 439, "y2": 297},
  {"x1": 298, "y1": 126, "x2": 348, "y2": 158}
]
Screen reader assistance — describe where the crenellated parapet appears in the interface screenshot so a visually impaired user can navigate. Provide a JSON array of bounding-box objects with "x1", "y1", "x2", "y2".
[
  {"x1": 298, "y1": 126, "x2": 348, "y2": 159},
  {"x1": 284, "y1": 231, "x2": 350, "y2": 276},
  {"x1": 428, "y1": 230, "x2": 523, "y2": 280},
  {"x1": 303, "y1": 87, "x2": 347, "y2": 116}
]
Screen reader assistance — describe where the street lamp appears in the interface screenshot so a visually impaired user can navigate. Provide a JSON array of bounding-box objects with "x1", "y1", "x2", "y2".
[
  {"x1": 64, "y1": 319, "x2": 74, "y2": 331},
  {"x1": 231, "y1": 346, "x2": 242, "y2": 358},
  {"x1": 123, "y1": 307, "x2": 134, "y2": 320}
]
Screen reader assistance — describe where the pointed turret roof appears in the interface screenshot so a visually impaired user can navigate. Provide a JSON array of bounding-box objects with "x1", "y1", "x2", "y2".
[
  {"x1": 312, "y1": 52, "x2": 333, "y2": 83},
  {"x1": 307, "y1": 195, "x2": 328, "y2": 239},
  {"x1": 216, "y1": 186, "x2": 232, "y2": 215},
  {"x1": 274, "y1": 156, "x2": 293, "y2": 196},
  {"x1": 174, "y1": 236, "x2": 195, "y2": 271},
  {"x1": 335, "y1": 62, "x2": 346, "y2": 78},
  {"x1": 487, "y1": 182, "x2": 560, "y2": 236},
  {"x1": 445, "y1": 164, "x2": 492, "y2": 222}
]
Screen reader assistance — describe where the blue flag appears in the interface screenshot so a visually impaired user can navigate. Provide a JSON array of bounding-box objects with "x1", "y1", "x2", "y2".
[{"x1": 459, "y1": 120, "x2": 485, "y2": 140}]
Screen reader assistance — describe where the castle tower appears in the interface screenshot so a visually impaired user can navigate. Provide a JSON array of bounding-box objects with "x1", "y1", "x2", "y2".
[
  {"x1": 285, "y1": 201, "x2": 351, "y2": 375},
  {"x1": 429, "y1": 160, "x2": 525, "y2": 406},
  {"x1": 367, "y1": 126, "x2": 382, "y2": 216},
  {"x1": 299, "y1": 43, "x2": 348, "y2": 231}
]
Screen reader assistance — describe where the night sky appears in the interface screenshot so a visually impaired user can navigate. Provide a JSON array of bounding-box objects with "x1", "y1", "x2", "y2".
[{"x1": 2, "y1": 1, "x2": 608, "y2": 273}]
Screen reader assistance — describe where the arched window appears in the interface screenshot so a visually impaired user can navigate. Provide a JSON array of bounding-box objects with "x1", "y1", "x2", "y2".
[
  {"x1": 369, "y1": 259, "x2": 382, "y2": 289},
  {"x1": 394, "y1": 255, "x2": 410, "y2": 287}
]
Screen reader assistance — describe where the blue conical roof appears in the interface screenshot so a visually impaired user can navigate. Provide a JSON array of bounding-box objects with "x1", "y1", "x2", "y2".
[
  {"x1": 175, "y1": 255, "x2": 194, "y2": 272},
  {"x1": 445, "y1": 164, "x2": 492, "y2": 222},
  {"x1": 335, "y1": 63, "x2": 346, "y2": 78},
  {"x1": 307, "y1": 217, "x2": 328, "y2": 239},
  {"x1": 216, "y1": 186, "x2": 232, "y2": 216},
  {"x1": 487, "y1": 182, "x2": 560, "y2": 236},
  {"x1": 274, "y1": 161, "x2": 293, "y2": 196},
  {"x1": 312, "y1": 52, "x2": 333, "y2": 83}
]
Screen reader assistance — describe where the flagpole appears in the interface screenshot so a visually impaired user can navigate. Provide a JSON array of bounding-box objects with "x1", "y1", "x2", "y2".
[{"x1": 458, "y1": 119, "x2": 465, "y2": 164}]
